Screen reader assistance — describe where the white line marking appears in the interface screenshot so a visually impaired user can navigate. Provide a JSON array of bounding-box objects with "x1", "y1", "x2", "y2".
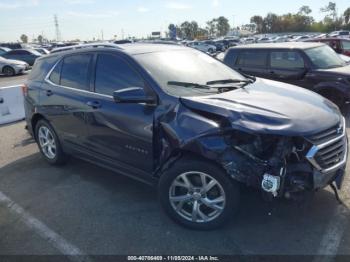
[
  {"x1": 0, "y1": 85, "x2": 23, "y2": 90},
  {"x1": 0, "y1": 191, "x2": 91, "y2": 262},
  {"x1": 315, "y1": 204, "x2": 349, "y2": 261},
  {"x1": 314, "y1": 176, "x2": 350, "y2": 261}
]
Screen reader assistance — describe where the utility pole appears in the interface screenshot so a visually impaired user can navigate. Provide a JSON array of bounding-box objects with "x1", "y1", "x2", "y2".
[
  {"x1": 54, "y1": 15, "x2": 61, "y2": 41},
  {"x1": 101, "y1": 30, "x2": 104, "y2": 40}
]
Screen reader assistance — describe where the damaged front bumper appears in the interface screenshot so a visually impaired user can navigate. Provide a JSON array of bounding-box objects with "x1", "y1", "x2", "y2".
[
  {"x1": 223, "y1": 117, "x2": 348, "y2": 198},
  {"x1": 306, "y1": 117, "x2": 348, "y2": 190}
]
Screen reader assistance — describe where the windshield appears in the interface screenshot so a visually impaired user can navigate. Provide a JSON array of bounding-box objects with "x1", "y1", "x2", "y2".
[
  {"x1": 134, "y1": 49, "x2": 246, "y2": 97},
  {"x1": 305, "y1": 45, "x2": 346, "y2": 69}
]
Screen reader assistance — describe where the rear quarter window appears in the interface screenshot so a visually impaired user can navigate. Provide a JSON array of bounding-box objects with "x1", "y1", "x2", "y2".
[
  {"x1": 27, "y1": 56, "x2": 60, "y2": 82},
  {"x1": 223, "y1": 49, "x2": 239, "y2": 67}
]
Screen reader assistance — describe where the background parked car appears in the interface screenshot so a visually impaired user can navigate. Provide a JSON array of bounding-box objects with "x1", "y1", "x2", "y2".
[
  {"x1": 329, "y1": 30, "x2": 350, "y2": 38},
  {"x1": 0, "y1": 56, "x2": 29, "y2": 76},
  {"x1": 204, "y1": 40, "x2": 226, "y2": 51},
  {"x1": 256, "y1": 37, "x2": 272, "y2": 43},
  {"x1": 305, "y1": 38, "x2": 350, "y2": 57},
  {"x1": 187, "y1": 41, "x2": 217, "y2": 53},
  {"x1": 290, "y1": 35, "x2": 310, "y2": 42},
  {"x1": 223, "y1": 42, "x2": 350, "y2": 111},
  {"x1": 34, "y1": 48, "x2": 50, "y2": 55},
  {"x1": 1, "y1": 49, "x2": 42, "y2": 66},
  {"x1": 0, "y1": 47, "x2": 11, "y2": 56}
]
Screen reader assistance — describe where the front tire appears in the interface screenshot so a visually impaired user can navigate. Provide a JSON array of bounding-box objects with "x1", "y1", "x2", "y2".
[
  {"x1": 159, "y1": 157, "x2": 240, "y2": 230},
  {"x1": 35, "y1": 119, "x2": 67, "y2": 165},
  {"x1": 3, "y1": 66, "x2": 15, "y2": 76}
]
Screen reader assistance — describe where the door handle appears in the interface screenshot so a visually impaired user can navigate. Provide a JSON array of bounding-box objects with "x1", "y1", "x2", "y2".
[
  {"x1": 86, "y1": 101, "x2": 101, "y2": 109},
  {"x1": 46, "y1": 90, "x2": 53, "y2": 96},
  {"x1": 0, "y1": 97, "x2": 3, "y2": 104}
]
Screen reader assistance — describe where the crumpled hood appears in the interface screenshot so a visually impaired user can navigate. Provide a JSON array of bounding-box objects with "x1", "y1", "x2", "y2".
[{"x1": 180, "y1": 78, "x2": 342, "y2": 136}]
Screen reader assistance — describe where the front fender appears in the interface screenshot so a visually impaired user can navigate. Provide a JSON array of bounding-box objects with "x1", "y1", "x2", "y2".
[{"x1": 313, "y1": 81, "x2": 350, "y2": 101}]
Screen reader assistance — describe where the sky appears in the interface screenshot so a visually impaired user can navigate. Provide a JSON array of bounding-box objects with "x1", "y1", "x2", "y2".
[{"x1": 0, "y1": 0, "x2": 349, "y2": 42}]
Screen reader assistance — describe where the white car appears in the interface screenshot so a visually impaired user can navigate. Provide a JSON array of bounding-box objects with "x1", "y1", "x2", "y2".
[
  {"x1": 241, "y1": 37, "x2": 256, "y2": 44},
  {"x1": 188, "y1": 42, "x2": 216, "y2": 53},
  {"x1": 0, "y1": 56, "x2": 29, "y2": 76},
  {"x1": 289, "y1": 35, "x2": 310, "y2": 42},
  {"x1": 256, "y1": 37, "x2": 272, "y2": 43}
]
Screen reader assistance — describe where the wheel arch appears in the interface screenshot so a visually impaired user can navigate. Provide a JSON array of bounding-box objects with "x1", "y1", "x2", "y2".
[{"x1": 31, "y1": 113, "x2": 47, "y2": 139}]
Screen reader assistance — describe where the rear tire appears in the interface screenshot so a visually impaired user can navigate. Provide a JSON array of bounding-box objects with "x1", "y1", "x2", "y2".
[
  {"x1": 35, "y1": 119, "x2": 67, "y2": 165},
  {"x1": 159, "y1": 157, "x2": 240, "y2": 230},
  {"x1": 3, "y1": 66, "x2": 15, "y2": 76}
]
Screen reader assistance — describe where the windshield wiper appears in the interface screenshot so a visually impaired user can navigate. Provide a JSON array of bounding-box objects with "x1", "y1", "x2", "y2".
[
  {"x1": 167, "y1": 81, "x2": 210, "y2": 89},
  {"x1": 206, "y1": 78, "x2": 254, "y2": 85}
]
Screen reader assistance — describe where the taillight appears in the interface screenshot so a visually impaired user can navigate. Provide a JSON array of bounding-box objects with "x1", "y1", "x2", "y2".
[{"x1": 22, "y1": 84, "x2": 28, "y2": 96}]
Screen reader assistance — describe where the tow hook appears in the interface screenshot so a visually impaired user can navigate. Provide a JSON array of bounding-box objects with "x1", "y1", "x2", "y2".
[{"x1": 262, "y1": 174, "x2": 280, "y2": 197}]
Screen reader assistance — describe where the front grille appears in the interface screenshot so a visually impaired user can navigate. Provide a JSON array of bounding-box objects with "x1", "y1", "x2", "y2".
[
  {"x1": 306, "y1": 123, "x2": 344, "y2": 145},
  {"x1": 306, "y1": 117, "x2": 347, "y2": 173},
  {"x1": 314, "y1": 137, "x2": 347, "y2": 169}
]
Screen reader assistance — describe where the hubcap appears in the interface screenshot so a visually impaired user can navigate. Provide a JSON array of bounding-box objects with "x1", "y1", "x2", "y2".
[
  {"x1": 169, "y1": 171, "x2": 226, "y2": 223},
  {"x1": 4, "y1": 68, "x2": 13, "y2": 76},
  {"x1": 38, "y1": 126, "x2": 56, "y2": 159}
]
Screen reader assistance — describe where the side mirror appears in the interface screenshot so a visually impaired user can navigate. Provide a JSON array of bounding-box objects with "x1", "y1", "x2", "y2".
[{"x1": 113, "y1": 87, "x2": 156, "y2": 105}]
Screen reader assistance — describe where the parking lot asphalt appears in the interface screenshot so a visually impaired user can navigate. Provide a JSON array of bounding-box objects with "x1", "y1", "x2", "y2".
[
  {"x1": 0, "y1": 73, "x2": 28, "y2": 88},
  {"x1": 0, "y1": 121, "x2": 349, "y2": 258}
]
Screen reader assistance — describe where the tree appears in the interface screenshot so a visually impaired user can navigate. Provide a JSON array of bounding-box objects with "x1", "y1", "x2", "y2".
[
  {"x1": 321, "y1": 2, "x2": 337, "y2": 22},
  {"x1": 250, "y1": 15, "x2": 264, "y2": 33},
  {"x1": 344, "y1": 8, "x2": 350, "y2": 24},
  {"x1": 298, "y1": 5, "x2": 312, "y2": 15},
  {"x1": 206, "y1": 20, "x2": 217, "y2": 37},
  {"x1": 168, "y1": 24, "x2": 177, "y2": 39},
  {"x1": 264, "y1": 13, "x2": 279, "y2": 33},
  {"x1": 20, "y1": 34, "x2": 28, "y2": 43},
  {"x1": 216, "y1": 16, "x2": 230, "y2": 36},
  {"x1": 37, "y1": 35, "x2": 43, "y2": 44},
  {"x1": 180, "y1": 21, "x2": 192, "y2": 39},
  {"x1": 189, "y1": 21, "x2": 199, "y2": 39}
]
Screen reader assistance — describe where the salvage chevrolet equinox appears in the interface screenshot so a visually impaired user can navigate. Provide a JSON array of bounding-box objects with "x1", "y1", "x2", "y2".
[{"x1": 24, "y1": 43, "x2": 348, "y2": 230}]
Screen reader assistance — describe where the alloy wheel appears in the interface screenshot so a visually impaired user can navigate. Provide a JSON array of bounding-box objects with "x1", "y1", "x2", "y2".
[
  {"x1": 169, "y1": 171, "x2": 226, "y2": 223},
  {"x1": 38, "y1": 126, "x2": 57, "y2": 159}
]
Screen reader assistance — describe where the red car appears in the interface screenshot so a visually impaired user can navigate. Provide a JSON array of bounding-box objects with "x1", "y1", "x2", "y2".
[{"x1": 305, "y1": 38, "x2": 350, "y2": 56}]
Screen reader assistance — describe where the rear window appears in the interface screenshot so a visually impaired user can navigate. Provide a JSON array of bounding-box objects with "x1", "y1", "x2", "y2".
[
  {"x1": 60, "y1": 54, "x2": 92, "y2": 90},
  {"x1": 236, "y1": 50, "x2": 267, "y2": 67}
]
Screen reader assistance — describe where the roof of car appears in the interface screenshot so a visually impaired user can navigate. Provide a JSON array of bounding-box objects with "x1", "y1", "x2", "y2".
[
  {"x1": 44, "y1": 43, "x2": 190, "y2": 59},
  {"x1": 230, "y1": 42, "x2": 324, "y2": 50},
  {"x1": 305, "y1": 38, "x2": 350, "y2": 42}
]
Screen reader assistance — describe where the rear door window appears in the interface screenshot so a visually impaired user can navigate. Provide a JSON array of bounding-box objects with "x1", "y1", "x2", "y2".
[
  {"x1": 236, "y1": 50, "x2": 268, "y2": 67},
  {"x1": 60, "y1": 54, "x2": 92, "y2": 91},
  {"x1": 270, "y1": 51, "x2": 305, "y2": 69},
  {"x1": 94, "y1": 54, "x2": 144, "y2": 96}
]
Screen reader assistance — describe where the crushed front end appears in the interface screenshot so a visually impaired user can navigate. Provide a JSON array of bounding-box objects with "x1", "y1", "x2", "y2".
[{"x1": 222, "y1": 117, "x2": 348, "y2": 199}]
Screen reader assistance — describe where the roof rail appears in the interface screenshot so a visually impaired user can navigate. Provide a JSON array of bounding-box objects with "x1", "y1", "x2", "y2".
[{"x1": 51, "y1": 43, "x2": 122, "y2": 54}]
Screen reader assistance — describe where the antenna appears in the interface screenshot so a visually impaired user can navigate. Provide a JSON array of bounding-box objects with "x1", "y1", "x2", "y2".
[{"x1": 54, "y1": 15, "x2": 61, "y2": 41}]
